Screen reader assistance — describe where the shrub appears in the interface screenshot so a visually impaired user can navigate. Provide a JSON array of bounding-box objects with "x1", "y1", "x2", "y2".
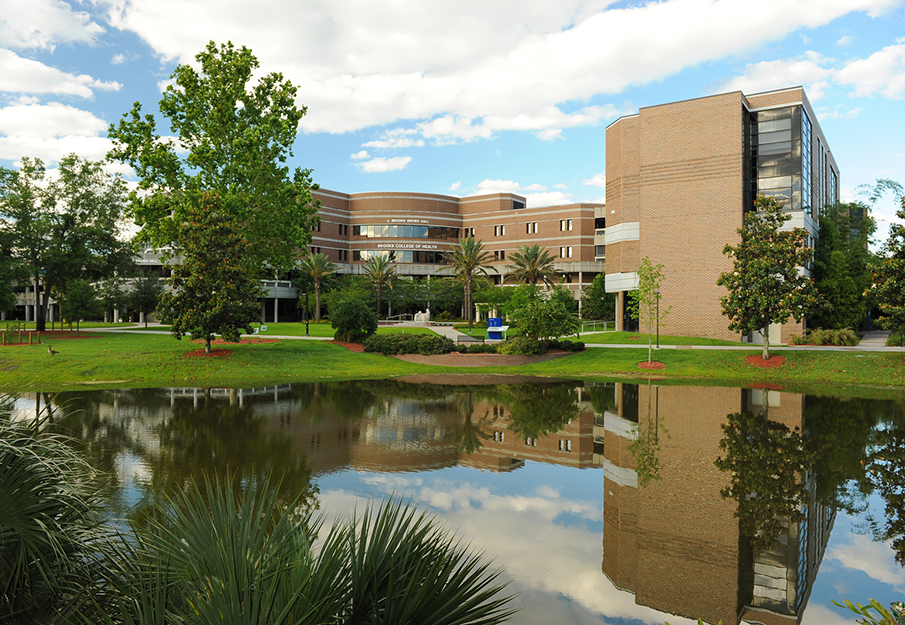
[
  {"x1": 331, "y1": 299, "x2": 378, "y2": 343},
  {"x1": 889, "y1": 329, "x2": 905, "y2": 347},
  {"x1": 467, "y1": 343, "x2": 499, "y2": 354},
  {"x1": 498, "y1": 336, "x2": 546, "y2": 356},
  {"x1": 548, "y1": 339, "x2": 585, "y2": 352},
  {"x1": 803, "y1": 328, "x2": 860, "y2": 346},
  {"x1": 363, "y1": 334, "x2": 455, "y2": 356}
]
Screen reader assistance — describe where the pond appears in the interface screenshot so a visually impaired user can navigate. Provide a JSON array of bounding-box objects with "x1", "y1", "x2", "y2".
[{"x1": 16, "y1": 378, "x2": 904, "y2": 625}]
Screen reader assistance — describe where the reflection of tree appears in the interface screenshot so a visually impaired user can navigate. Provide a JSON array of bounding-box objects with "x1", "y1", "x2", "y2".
[
  {"x1": 715, "y1": 410, "x2": 815, "y2": 553},
  {"x1": 134, "y1": 393, "x2": 318, "y2": 525},
  {"x1": 503, "y1": 384, "x2": 579, "y2": 440},
  {"x1": 449, "y1": 391, "x2": 494, "y2": 455},
  {"x1": 628, "y1": 382, "x2": 666, "y2": 487},
  {"x1": 586, "y1": 383, "x2": 616, "y2": 415},
  {"x1": 864, "y1": 419, "x2": 905, "y2": 565}
]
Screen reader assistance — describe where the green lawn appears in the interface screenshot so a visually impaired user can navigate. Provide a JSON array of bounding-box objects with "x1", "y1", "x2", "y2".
[
  {"x1": 581, "y1": 331, "x2": 744, "y2": 347},
  {"x1": 1, "y1": 331, "x2": 904, "y2": 396},
  {"x1": 3, "y1": 321, "x2": 138, "y2": 331},
  {"x1": 106, "y1": 323, "x2": 439, "y2": 337}
]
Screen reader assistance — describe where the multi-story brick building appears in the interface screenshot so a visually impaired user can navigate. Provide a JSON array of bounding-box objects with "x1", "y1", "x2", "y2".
[{"x1": 605, "y1": 86, "x2": 840, "y2": 341}]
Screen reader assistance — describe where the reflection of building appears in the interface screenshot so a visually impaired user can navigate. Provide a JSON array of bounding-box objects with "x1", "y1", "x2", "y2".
[
  {"x1": 601, "y1": 383, "x2": 834, "y2": 625},
  {"x1": 605, "y1": 87, "x2": 839, "y2": 340}
]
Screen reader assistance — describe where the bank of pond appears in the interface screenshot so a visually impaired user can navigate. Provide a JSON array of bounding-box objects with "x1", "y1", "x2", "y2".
[{"x1": 5, "y1": 379, "x2": 904, "y2": 625}]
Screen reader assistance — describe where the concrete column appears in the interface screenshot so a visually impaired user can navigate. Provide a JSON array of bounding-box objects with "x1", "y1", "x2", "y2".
[
  {"x1": 262, "y1": 300, "x2": 267, "y2": 323},
  {"x1": 113, "y1": 309, "x2": 120, "y2": 323},
  {"x1": 274, "y1": 298, "x2": 279, "y2": 323},
  {"x1": 2, "y1": 312, "x2": 6, "y2": 321},
  {"x1": 48, "y1": 305, "x2": 54, "y2": 323},
  {"x1": 140, "y1": 312, "x2": 145, "y2": 325},
  {"x1": 616, "y1": 291, "x2": 624, "y2": 332}
]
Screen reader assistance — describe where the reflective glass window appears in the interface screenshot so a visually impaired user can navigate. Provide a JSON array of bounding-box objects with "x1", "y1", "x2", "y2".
[
  {"x1": 757, "y1": 142, "x2": 792, "y2": 156},
  {"x1": 757, "y1": 118, "x2": 792, "y2": 133},
  {"x1": 758, "y1": 130, "x2": 792, "y2": 144},
  {"x1": 758, "y1": 175, "x2": 792, "y2": 189}
]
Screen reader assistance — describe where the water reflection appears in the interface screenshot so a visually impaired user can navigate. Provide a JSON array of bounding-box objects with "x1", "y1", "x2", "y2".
[{"x1": 20, "y1": 380, "x2": 904, "y2": 625}]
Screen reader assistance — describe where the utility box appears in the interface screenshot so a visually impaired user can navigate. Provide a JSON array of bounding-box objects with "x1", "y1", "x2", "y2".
[{"x1": 487, "y1": 317, "x2": 509, "y2": 341}]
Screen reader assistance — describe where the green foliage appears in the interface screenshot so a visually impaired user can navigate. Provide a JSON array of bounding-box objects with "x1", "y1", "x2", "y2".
[
  {"x1": 834, "y1": 599, "x2": 905, "y2": 625},
  {"x1": 363, "y1": 255, "x2": 396, "y2": 317},
  {"x1": 157, "y1": 194, "x2": 264, "y2": 353},
  {"x1": 498, "y1": 336, "x2": 547, "y2": 356},
  {"x1": 58, "y1": 279, "x2": 101, "y2": 333},
  {"x1": 97, "y1": 277, "x2": 127, "y2": 322},
  {"x1": 513, "y1": 298, "x2": 580, "y2": 343},
  {"x1": 445, "y1": 238, "x2": 497, "y2": 330},
  {"x1": 501, "y1": 284, "x2": 542, "y2": 321},
  {"x1": 870, "y1": 187, "x2": 905, "y2": 334},
  {"x1": 715, "y1": 409, "x2": 815, "y2": 553},
  {"x1": 362, "y1": 333, "x2": 455, "y2": 356},
  {"x1": 0, "y1": 155, "x2": 132, "y2": 331},
  {"x1": 628, "y1": 383, "x2": 668, "y2": 487},
  {"x1": 862, "y1": 418, "x2": 905, "y2": 565},
  {"x1": 548, "y1": 284, "x2": 578, "y2": 314},
  {"x1": 107, "y1": 40, "x2": 319, "y2": 277},
  {"x1": 546, "y1": 339, "x2": 585, "y2": 351},
  {"x1": 812, "y1": 202, "x2": 875, "y2": 330},
  {"x1": 505, "y1": 244, "x2": 558, "y2": 286},
  {"x1": 0, "y1": 407, "x2": 114, "y2": 624},
  {"x1": 128, "y1": 271, "x2": 164, "y2": 327},
  {"x1": 581, "y1": 273, "x2": 615, "y2": 320},
  {"x1": 504, "y1": 384, "x2": 579, "y2": 440},
  {"x1": 626, "y1": 256, "x2": 670, "y2": 364},
  {"x1": 331, "y1": 298, "x2": 378, "y2": 343},
  {"x1": 461, "y1": 343, "x2": 499, "y2": 354},
  {"x1": 298, "y1": 252, "x2": 338, "y2": 322},
  {"x1": 791, "y1": 327, "x2": 860, "y2": 346},
  {"x1": 718, "y1": 194, "x2": 820, "y2": 359}
]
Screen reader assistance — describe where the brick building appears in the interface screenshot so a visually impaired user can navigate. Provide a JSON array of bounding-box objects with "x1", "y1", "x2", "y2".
[{"x1": 605, "y1": 87, "x2": 840, "y2": 341}]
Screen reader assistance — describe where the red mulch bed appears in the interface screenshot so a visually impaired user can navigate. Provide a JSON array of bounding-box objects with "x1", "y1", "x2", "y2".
[
  {"x1": 746, "y1": 354, "x2": 787, "y2": 368},
  {"x1": 185, "y1": 349, "x2": 232, "y2": 358},
  {"x1": 749, "y1": 382, "x2": 785, "y2": 390},
  {"x1": 190, "y1": 337, "x2": 280, "y2": 346},
  {"x1": 638, "y1": 361, "x2": 665, "y2": 370},
  {"x1": 328, "y1": 341, "x2": 365, "y2": 352},
  {"x1": 2, "y1": 331, "x2": 101, "y2": 346}
]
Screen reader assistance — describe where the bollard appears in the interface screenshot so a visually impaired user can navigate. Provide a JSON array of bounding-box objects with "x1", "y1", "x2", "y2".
[
  {"x1": 36, "y1": 331, "x2": 40, "y2": 344},
  {"x1": 29, "y1": 331, "x2": 32, "y2": 345}
]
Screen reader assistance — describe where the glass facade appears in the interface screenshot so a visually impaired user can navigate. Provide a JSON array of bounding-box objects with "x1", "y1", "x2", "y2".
[
  {"x1": 352, "y1": 249, "x2": 447, "y2": 264},
  {"x1": 748, "y1": 105, "x2": 815, "y2": 216},
  {"x1": 352, "y1": 224, "x2": 459, "y2": 239}
]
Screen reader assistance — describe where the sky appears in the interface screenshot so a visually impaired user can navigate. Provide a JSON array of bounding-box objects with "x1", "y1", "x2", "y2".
[{"x1": 1, "y1": 0, "x2": 905, "y2": 234}]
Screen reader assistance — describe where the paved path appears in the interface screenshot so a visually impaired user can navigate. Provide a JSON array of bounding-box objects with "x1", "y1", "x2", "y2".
[{"x1": 79, "y1": 323, "x2": 905, "y2": 352}]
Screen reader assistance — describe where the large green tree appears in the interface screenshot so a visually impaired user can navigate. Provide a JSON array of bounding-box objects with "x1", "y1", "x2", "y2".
[
  {"x1": 445, "y1": 238, "x2": 496, "y2": 330},
  {"x1": 128, "y1": 270, "x2": 164, "y2": 328},
  {"x1": 0, "y1": 155, "x2": 132, "y2": 331},
  {"x1": 157, "y1": 194, "x2": 263, "y2": 354},
  {"x1": 107, "y1": 40, "x2": 319, "y2": 277},
  {"x1": 298, "y1": 252, "x2": 337, "y2": 322},
  {"x1": 870, "y1": 187, "x2": 905, "y2": 335},
  {"x1": 57, "y1": 279, "x2": 100, "y2": 335},
  {"x1": 812, "y1": 202, "x2": 875, "y2": 330},
  {"x1": 505, "y1": 244, "x2": 558, "y2": 286},
  {"x1": 717, "y1": 194, "x2": 820, "y2": 359},
  {"x1": 580, "y1": 273, "x2": 615, "y2": 320},
  {"x1": 363, "y1": 255, "x2": 396, "y2": 318}
]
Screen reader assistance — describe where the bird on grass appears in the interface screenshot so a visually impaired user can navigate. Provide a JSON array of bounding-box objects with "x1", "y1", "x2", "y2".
[{"x1": 47, "y1": 346, "x2": 59, "y2": 356}]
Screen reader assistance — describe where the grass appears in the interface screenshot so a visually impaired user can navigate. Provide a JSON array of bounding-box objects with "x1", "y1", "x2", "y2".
[
  {"x1": 1, "y1": 331, "x2": 904, "y2": 396},
  {"x1": 581, "y1": 331, "x2": 745, "y2": 346},
  {"x1": 2, "y1": 321, "x2": 137, "y2": 331},
  {"x1": 102, "y1": 322, "x2": 440, "y2": 337}
]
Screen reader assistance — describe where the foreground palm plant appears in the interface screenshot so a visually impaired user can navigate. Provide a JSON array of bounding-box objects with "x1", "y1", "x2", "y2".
[
  {"x1": 89, "y1": 475, "x2": 516, "y2": 625},
  {"x1": 0, "y1": 403, "x2": 114, "y2": 624}
]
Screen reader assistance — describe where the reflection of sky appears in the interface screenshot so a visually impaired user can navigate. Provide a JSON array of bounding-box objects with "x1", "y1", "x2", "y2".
[
  {"x1": 317, "y1": 462, "x2": 698, "y2": 625},
  {"x1": 802, "y1": 493, "x2": 904, "y2": 625}
]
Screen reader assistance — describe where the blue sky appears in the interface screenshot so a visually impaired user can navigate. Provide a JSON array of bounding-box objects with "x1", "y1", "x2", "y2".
[{"x1": 2, "y1": 0, "x2": 904, "y2": 232}]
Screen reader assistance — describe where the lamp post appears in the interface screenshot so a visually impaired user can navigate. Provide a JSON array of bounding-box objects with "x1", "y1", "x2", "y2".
[
  {"x1": 304, "y1": 292, "x2": 309, "y2": 337},
  {"x1": 655, "y1": 290, "x2": 660, "y2": 349}
]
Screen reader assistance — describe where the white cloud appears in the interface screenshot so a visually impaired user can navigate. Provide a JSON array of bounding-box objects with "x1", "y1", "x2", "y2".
[
  {"x1": 712, "y1": 52, "x2": 834, "y2": 100},
  {"x1": 0, "y1": 49, "x2": 122, "y2": 98},
  {"x1": 0, "y1": 102, "x2": 113, "y2": 162},
  {"x1": 92, "y1": 0, "x2": 904, "y2": 136},
  {"x1": 473, "y1": 179, "x2": 573, "y2": 206},
  {"x1": 350, "y1": 150, "x2": 369, "y2": 160},
  {"x1": 0, "y1": 0, "x2": 104, "y2": 50},
  {"x1": 836, "y1": 35, "x2": 855, "y2": 46},
  {"x1": 816, "y1": 106, "x2": 862, "y2": 120},
  {"x1": 553, "y1": 183, "x2": 568, "y2": 189},
  {"x1": 363, "y1": 128, "x2": 425, "y2": 149},
  {"x1": 583, "y1": 172, "x2": 606, "y2": 188},
  {"x1": 111, "y1": 53, "x2": 126, "y2": 65},
  {"x1": 825, "y1": 534, "x2": 905, "y2": 589},
  {"x1": 448, "y1": 181, "x2": 461, "y2": 191},
  {"x1": 537, "y1": 128, "x2": 563, "y2": 141},
  {"x1": 356, "y1": 155, "x2": 412, "y2": 173},
  {"x1": 835, "y1": 38, "x2": 905, "y2": 98}
]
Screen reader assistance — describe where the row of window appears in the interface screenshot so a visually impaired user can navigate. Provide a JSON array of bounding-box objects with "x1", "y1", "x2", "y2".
[
  {"x1": 328, "y1": 221, "x2": 582, "y2": 239},
  {"x1": 353, "y1": 250, "x2": 448, "y2": 264}
]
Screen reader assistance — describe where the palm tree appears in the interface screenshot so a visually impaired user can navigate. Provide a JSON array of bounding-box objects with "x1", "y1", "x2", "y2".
[
  {"x1": 299, "y1": 252, "x2": 338, "y2": 322},
  {"x1": 445, "y1": 238, "x2": 496, "y2": 330},
  {"x1": 506, "y1": 244, "x2": 558, "y2": 286},
  {"x1": 363, "y1": 254, "x2": 396, "y2": 318}
]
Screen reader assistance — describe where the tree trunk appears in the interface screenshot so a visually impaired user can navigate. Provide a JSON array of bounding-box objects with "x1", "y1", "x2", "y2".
[
  {"x1": 376, "y1": 285, "x2": 382, "y2": 320},
  {"x1": 762, "y1": 324, "x2": 770, "y2": 360},
  {"x1": 205, "y1": 338, "x2": 212, "y2": 354},
  {"x1": 466, "y1": 277, "x2": 472, "y2": 331},
  {"x1": 314, "y1": 280, "x2": 321, "y2": 322}
]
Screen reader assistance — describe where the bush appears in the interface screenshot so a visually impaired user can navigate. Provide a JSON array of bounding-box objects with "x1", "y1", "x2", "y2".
[
  {"x1": 362, "y1": 334, "x2": 455, "y2": 356},
  {"x1": 888, "y1": 328, "x2": 905, "y2": 347},
  {"x1": 548, "y1": 339, "x2": 585, "y2": 352},
  {"x1": 466, "y1": 343, "x2": 499, "y2": 354},
  {"x1": 498, "y1": 336, "x2": 546, "y2": 356},
  {"x1": 795, "y1": 328, "x2": 861, "y2": 346},
  {"x1": 331, "y1": 299, "x2": 378, "y2": 343}
]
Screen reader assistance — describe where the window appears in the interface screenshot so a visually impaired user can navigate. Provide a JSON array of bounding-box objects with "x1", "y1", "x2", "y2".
[
  {"x1": 595, "y1": 245, "x2": 605, "y2": 258},
  {"x1": 560, "y1": 246, "x2": 572, "y2": 259},
  {"x1": 560, "y1": 219, "x2": 572, "y2": 231},
  {"x1": 526, "y1": 222, "x2": 538, "y2": 234},
  {"x1": 494, "y1": 225, "x2": 505, "y2": 236}
]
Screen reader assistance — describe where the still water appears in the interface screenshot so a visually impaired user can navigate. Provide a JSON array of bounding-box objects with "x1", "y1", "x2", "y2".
[{"x1": 18, "y1": 378, "x2": 905, "y2": 625}]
